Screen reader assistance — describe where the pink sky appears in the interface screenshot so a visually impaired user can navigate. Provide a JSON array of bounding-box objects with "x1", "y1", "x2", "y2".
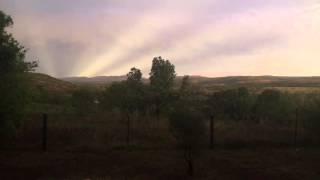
[{"x1": 1, "y1": 0, "x2": 320, "y2": 77}]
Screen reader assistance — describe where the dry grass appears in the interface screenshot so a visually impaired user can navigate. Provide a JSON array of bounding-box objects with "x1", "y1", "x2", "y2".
[
  {"x1": 1, "y1": 148, "x2": 320, "y2": 180},
  {"x1": 2, "y1": 113, "x2": 320, "y2": 179},
  {"x1": 14, "y1": 114, "x2": 316, "y2": 151}
]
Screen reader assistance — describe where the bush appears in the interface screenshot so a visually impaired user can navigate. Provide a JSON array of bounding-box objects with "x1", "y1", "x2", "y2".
[{"x1": 169, "y1": 103, "x2": 206, "y2": 177}]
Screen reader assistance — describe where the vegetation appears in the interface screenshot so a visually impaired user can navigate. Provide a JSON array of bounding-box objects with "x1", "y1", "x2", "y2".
[
  {"x1": 0, "y1": 11, "x2": 37, "y2": 139},
  {"x1": 170, "y1": 76, "x2": 206, "y2": 176},
  {"x1": 169, "y1": 105, "x2": 206, "y2": 177},
  {"x1": 2, "y1": 10, "x2": 320, "y2": 179},
  {"x1": 71, "y1": 87, "x2": 97, "y2": 115},
  {"x1": 101, "y1": 67, "x2": 145, "y2": 145},
  {"x1": 149, "y1": 56, "x2": 176, "y2": 120}
]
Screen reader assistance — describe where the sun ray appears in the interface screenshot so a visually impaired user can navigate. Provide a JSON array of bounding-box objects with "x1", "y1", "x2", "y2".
[
  {"x1": 106, "y1": 5, "x2": 304, "y2": 76},
  {"x1": 79, "y1": 8, "x2": 189, "y2": 77}
]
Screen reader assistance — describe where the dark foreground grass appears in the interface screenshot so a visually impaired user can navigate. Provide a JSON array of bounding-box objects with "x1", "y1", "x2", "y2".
[
  {"x1": 1, "y1": 147, "x2": 320, "y2": 180},
  {"x1": 3, "y1": 115, "x2": 319, "y2": 179}
]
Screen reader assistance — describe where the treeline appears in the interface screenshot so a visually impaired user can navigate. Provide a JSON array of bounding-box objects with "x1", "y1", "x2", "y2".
[
  {"x1": 0, "y1": 11, "x2": 37, "y2": 139},
  {"x1": 66, "y1": 58, "x2": 320, "y2": 176},
  {"x1": 68, "y1": 60, "x2": 320, "y2": 141},
  {"x1": 63, "y1": 56, "x2": 320, "y2": 150}
]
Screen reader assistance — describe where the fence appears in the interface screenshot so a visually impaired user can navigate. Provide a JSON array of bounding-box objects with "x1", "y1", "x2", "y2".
[{"x1": 11, "y1": 112, "x2": 319, "y2": 152}]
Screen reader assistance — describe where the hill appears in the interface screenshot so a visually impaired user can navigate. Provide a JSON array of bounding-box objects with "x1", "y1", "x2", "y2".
[{"x1": 28, "y1": 73, "x2": 76, "y2": 95}]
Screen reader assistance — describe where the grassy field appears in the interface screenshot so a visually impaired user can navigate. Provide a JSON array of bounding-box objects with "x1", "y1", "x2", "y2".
[
  {"x1": 2, "y1": 74, "x2": 320, "y2": 179},
  {"x1": 1, "y1": 113, "x2": 319, "y2": 179},
  {"x1": 1, "y1": 148, "x2": 320, "y2": 179}
]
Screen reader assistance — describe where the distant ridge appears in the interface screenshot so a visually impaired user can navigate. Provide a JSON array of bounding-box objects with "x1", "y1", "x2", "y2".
[
  {"x1": 25, "y1": 73, "x2": 320, "y2": 93},
  {"x1": 62, "y1": 76, "x2": 128, "y2": 85},
  {"x1": 62, "y1": 75, "x2": 320, "y2": 87}
]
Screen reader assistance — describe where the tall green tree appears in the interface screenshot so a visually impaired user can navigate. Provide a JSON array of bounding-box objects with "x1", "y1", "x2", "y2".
[
  {"x1": 102, "y1": 67, "x2": 144, "y2": 144},
  {"x1": 126, "y1": 67, "x2": 147, "y2": 115},
  {"x1": 149, "y1": 56, "x2": 176, "y2": 120},
  {"x1": 149, "y1": 56, "x2": 176, "y2": 91},
  {"x1": 127, "y1": 67, "x2": 142, "y2": 84},
  {"x1": 0, "y1": 11, "x2": 37, "y2": 139}
]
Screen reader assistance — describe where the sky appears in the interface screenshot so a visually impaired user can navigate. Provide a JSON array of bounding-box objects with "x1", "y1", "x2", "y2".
[{"x1": 1, "y1": 0, "x2": 320, "y2": 77}]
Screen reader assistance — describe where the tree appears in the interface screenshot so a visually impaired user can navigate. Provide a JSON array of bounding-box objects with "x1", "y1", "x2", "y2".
[
  {"x1": 126, "y1": 67, "x2": 148, "y2": 115},
  {"x1": 0, "y1": 11, "x2": 37, "y2": 139},
  {"x1": 101, "y1": 67, "x2": 144, "y2": 145},
  {"x1": 149, "y1": 56, "x2": 176, "y2": 91},
  {"x1": 127, "y1": 67, "x2": 142, "y2": 84},
  {"x1": 168, "y1": 76, "x2": 206, "y2": 176},
  {"x1": 169, "y1": 103, "x2": 206, "y2": 177},
  {"x1": 149, "y1": 56, "x2": 176, "y2": 120}
]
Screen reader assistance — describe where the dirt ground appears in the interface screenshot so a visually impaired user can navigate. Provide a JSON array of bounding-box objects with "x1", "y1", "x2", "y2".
[{"x1": 1, "y1": 147, "x2": 320, "y2": 180}]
